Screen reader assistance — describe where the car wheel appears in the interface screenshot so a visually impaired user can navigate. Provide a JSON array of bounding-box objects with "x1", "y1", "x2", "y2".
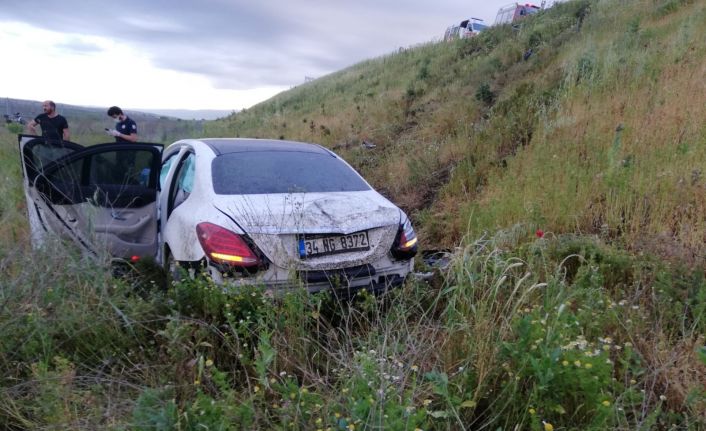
[{"x1": 165, "y1": 250, "x2": 191, "y2": 283}]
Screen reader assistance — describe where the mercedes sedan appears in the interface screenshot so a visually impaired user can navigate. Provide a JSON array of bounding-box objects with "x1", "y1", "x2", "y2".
[{"x1": 19, "y1": 136, "x2": 418, "y2": 293}]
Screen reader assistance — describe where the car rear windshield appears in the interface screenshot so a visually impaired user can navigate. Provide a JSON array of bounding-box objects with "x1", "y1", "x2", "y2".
[{"x1": 211, "y1": 151, "x2": 371, "y2": 194}]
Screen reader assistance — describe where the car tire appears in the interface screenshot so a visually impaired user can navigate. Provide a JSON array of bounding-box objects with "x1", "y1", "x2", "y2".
[{"x1": 165, "y1": 249, "x2": 201, "y2": 283}]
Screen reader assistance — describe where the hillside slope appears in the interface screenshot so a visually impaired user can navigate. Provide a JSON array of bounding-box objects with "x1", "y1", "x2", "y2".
[{"x1": 207, "y1": 0, "x2": 706, "y2": 260}]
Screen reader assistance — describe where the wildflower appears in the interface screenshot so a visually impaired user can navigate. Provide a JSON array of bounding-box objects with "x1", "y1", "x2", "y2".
[
  {"x1": 536, "y1": 229, "x2": 544, "y2": 238},
  {"x1": 423, "y1": 399, "x2": 432, "y2": 406},
  {"x1": 574, "y1": 360, "x2": 582, "y2": 367},
  {"x1": 659, "y1": 395, "x2": 667, "y2": 401},
  {"x1": 630, "y1": 379, "x2": 637, "y2": 385},
  {"x1": 415, "y1": 428, "x2": 423, "y2": 431},
  {"x1": 562, "y1": 360, "x2": 569, "y2": 366},
  {"x1": 270, "y1": 377, "x2": 277, "y2": 384},
  {"x1": 543, "y1": 421, "x2": 554, "y2": 431},
  {"x1": 342, "y1": 388, "x2": 349, "y2": 394},
  {"x1": 585, "y1": 363, "x2": 593, "y2": 369},
  {"x1": 602, "y1": 400, "x2": 611, "y2": 407},
  {"x1": 194, "y1": 380, "x2": 201, "y2": 385},
  {"x1": 254, "y1": 385, "x2": 260, "y2": 393},
  {"x1": 301, "y1": 388, "x2": 309, "y2": 394},
  {"x1": 335, "y1": 412, "x2": 341, "y2": 419},
  {"x1": 529, "y1": 408, "x2": 536, "y2": 415},
  {"x1": 348, "y1": 424, "x2": 355, "y2": 431},
  {"x1": 315, "y1": 418, "x2": 323, "y2": 425},
  {"x1": 205, "y1": 359, "x2": 214, "y2": 367},
  {"x1": 411, "y1": 365, "x2": 419, "y2": 372}
]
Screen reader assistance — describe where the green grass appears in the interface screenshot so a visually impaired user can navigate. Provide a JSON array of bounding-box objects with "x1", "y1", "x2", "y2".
[{"x1": 1, "y1": 223, "x2": 704, "y2": 429}]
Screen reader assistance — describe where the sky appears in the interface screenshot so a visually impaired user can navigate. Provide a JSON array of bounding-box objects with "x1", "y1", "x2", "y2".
[{"x1": 0, "y1": 1, "x2": 552, "y2": 112}]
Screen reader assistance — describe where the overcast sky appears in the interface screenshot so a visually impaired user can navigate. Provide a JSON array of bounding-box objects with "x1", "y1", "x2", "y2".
[{"x1": 0, "y1": 1, "x2": 552, "y2": 111}]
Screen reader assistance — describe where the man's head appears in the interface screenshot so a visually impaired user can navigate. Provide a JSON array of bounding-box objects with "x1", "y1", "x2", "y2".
[
  {"x1": 107, "y1": 106, "x2": 125, "y2": 121},
  {"x1": 42, "y1": 100, "x2": 56, "y2": 115}
]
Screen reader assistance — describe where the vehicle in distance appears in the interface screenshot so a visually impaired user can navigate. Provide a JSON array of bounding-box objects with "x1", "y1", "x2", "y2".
[
  {"x1": 444, "y1": 18, "x2": 488, "y2": 41},
  {"x1": 495, "y1": 3, "x2": 541, "y2": 25},
  {"x1": 19, "y1": 136, "x2": 418, "y2": 294}
]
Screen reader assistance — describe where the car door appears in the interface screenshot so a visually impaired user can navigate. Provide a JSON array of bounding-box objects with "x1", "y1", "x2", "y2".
[{"x1": 19, "y1": 135, "x2": 163, "y2": 260}]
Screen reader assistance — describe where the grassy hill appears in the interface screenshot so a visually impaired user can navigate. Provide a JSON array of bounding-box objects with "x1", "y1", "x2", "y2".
[
  {"x1": 207, "y1": 0, "x2": 706, "y2": 259},
  {"x1": 1, "y1": 0, "x2": 705, "y2": 429}
]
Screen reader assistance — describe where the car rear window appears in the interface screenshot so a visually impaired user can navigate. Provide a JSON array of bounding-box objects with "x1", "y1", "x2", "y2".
[{"x1": 211, "y1": 151, "x2": 371, "y2": 194}]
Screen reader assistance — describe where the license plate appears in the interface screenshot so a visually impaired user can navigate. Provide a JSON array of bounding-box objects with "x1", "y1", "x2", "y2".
[{"x1": 299, "y1": 231, "x2": 370, "y2": 258}]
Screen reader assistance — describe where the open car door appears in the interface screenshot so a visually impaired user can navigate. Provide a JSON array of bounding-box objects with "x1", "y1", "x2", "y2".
[{"x1": 19, "y1": 135, "x2": 163, "y2": 260}]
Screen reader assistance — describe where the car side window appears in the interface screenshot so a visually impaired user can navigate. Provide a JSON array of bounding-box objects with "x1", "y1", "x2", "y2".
[
  {"x1": 169, "y1": 152, "x2": 195, "y2": 213},
  {"x1": 160, "y1": 154, "x2": 176, "y2": 190}
]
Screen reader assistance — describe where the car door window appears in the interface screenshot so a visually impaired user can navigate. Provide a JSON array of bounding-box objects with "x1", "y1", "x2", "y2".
[
  {"x1": 169, "y1": 152, "x2": 195, "y2": 214},
  {"x1": 160, "y1": 154, "x2": 177, "y2": 190},
  {"x1": 39, "y1": 147, "x2": 160, "y2": 207},
  {"x1": 89, "y1": 149, "x2": 155, "y2": 187}
]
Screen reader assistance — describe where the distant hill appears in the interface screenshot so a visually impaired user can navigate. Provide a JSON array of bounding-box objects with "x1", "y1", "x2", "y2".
[
  {"x1": 3, "y1": 97, "x2": 208, "y2": 145},
  {"x1": 137, "y1": 108, "x2": 234, "y2": 121}
]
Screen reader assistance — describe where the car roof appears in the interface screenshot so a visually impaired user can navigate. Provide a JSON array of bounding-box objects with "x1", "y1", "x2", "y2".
[{"x1": 197, "y1": 138, "x2": 332, "y2": 156}]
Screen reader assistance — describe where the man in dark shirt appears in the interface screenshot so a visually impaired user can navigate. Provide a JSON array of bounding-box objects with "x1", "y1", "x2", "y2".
[
  {"x1": 27, "y1": 100, "x2": 70, "y2": 141},
  {"x1": 106, "y1": 106, "x2": 138, "y2": 142}
]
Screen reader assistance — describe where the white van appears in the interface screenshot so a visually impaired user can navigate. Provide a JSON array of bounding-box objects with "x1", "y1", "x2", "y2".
[{"x1": 444, "y1": 18, "x2": 488, "y2": 41}]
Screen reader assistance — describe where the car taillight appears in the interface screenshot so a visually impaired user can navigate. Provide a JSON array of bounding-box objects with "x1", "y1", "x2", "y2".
[
  {"x1": 196, "y1": 222, "x2": 260, "y2": 267},
  {"x1": 391, "y1": 217, "x2": 418, "y2": 260}
]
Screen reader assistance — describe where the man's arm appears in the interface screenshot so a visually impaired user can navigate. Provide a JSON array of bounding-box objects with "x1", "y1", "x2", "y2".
[
  {"x1": 118, "y1": 133, "x2": 137, "y2": 142},
  {"x1": 63, "y1": 127, "x2": 70, "y2": 141},
  {"x1": 26, "y1": 119, "x2": 38, "y2": 135}
]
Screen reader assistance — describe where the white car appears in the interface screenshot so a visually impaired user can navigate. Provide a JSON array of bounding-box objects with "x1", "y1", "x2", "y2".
[
  {"x1": 19, "y1": 135, "x2": 418, "y2": 293},
  {"x1": 443, "y1": 18, "x2": 488, "y2": 41}
]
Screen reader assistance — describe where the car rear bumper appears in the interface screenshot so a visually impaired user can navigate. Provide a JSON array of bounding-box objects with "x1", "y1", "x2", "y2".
[{"x1": 209, "y1": 256, "x2": 414, "y2": 294}]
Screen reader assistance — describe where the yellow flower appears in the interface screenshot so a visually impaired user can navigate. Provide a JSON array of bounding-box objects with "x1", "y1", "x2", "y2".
[
  {"x1": 254, "y1": 385, "x2": 260, "y2": 393},
  {"x1": 342, "y1": 388, "x2": 349, "y2": 394},
  {"x1": 205, "y1": 359, "x2": 214, "y2": 367},
  {"x1": 411, "y1": 365, "x2": 419, "y2": 372},
  {"x1": 423, "y1": 399, "x2": 432, "y2": 406},
  {"x1": 585, "y1": 363, "x2": 593, "y2": 369},
  {"x1": 529, "y1": 408, "x2": 536, "y2": 415},
  {"x1": 602, "y1": 400, "x2": 611, "y2": 407},
  {"x1": 574, "y1": 360, "x2": 582, "y2": 367},
  {"x1": 543, "y1": 421, "x2": 554, "y2": 431},
  {"x1": 334, "y1": 412, "x2": 341, "y2": 419},
  {"x1": 194, "y1": 380, "x2": 201, "y2": 385},
  {"x1": 315, "y1": 418, "x2": 323, "y2": 425},
  {"x1": 347, "y1": 424, "x2": 355, "y2": 431},
  {"x1": 562, "y1": 360, "x2": 569, "y2": 366},
  {"x1": 415, "y1": 428, "x2": 423, "y2": 431},
  {"x1": 630, "y1": 379, "x2": 637, "y2": 385},
  {"x1": 301, "y1": 388, "x2": 309, "y2": 394}
]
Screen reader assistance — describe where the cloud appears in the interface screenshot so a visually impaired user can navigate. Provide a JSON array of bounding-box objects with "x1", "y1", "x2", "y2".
[
  {"x1": 54, "y1": 37, "x2": 103, "y2": 55},
  {"x1": 0, "y1": 0, "x2": 513, "y2": 90}
]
